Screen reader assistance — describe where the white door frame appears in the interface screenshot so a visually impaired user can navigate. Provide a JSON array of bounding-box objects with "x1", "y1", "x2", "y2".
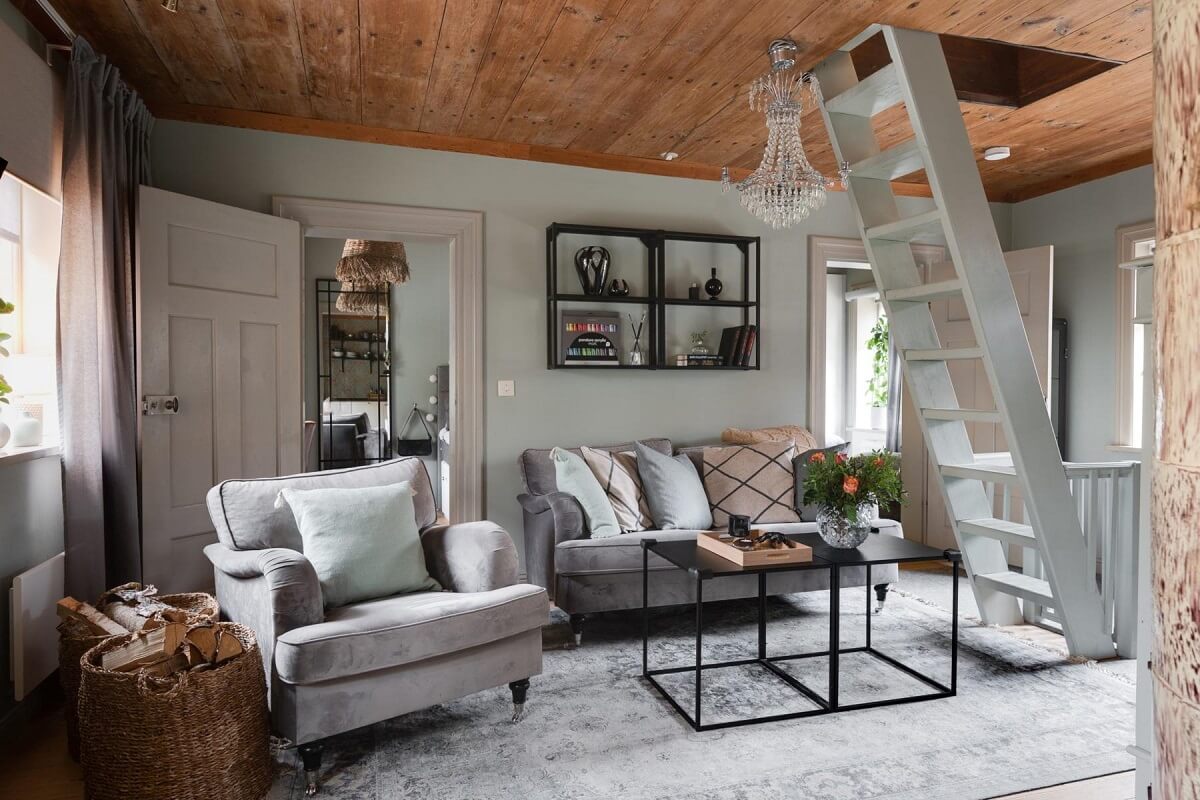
[
  {"x1": 807, "y1": 235, "x2": 944, "y2": 443},
  {"x1": 272, "y1": 196, "x2": 484, "y2": 524}
]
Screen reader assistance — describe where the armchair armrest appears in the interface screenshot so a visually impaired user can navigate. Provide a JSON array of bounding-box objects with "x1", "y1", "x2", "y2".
[
  {"x1": 204, "y1": 543, "x2": 324, "y2": 693},
  {"x1": 421, "y1": 520, "x2": 519, "y2": 593},
  {"x1": 517, "y1": 491, "x2": 585, "y2": 597}
]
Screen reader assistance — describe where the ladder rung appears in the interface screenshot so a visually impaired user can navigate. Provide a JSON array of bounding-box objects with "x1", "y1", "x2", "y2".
[
  {"x1": 885, "y1": 279, "x2": 962, "y2": 303},
  {"x1": 959, "y1": 518, "x2": 1037, "y2": 548},
  {"x1": 865, "y1": 209, "x2": 943, "y2": 242},
  {"x1": 905, "y1": 347, "x2": 983, "y2": 361},
  {"x1": 824, "y1": 63, "x2": 903, "y2": 117},
  {"x1": 848, "y1": 140, "x2": 924, "y2": 181},
  {"x1": 923, "y1": 408, "x2": 1001, "y2": 423},
  {"x1": 976, "y1": 571, "x2": 1055, "y2": 605},
  {"x1": 940, "y1": 463, "x2": 1020, "y2": 483}
]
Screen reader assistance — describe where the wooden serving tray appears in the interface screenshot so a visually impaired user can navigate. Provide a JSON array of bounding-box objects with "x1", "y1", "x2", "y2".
[{"x1": 696, "y1": 531, "x2": 813, "y2": 567}]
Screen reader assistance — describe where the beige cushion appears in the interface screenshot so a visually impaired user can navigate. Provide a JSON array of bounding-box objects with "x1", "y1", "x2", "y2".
[
  {"x1": 702, "y1": 441, "x2": 801, "y2": 527},
  {"x1": 721, "y1": 424, "x2": 819, "y2": 450},
  {"x1": 580, "y1": 446, "x2": 654, "y2": 532}
]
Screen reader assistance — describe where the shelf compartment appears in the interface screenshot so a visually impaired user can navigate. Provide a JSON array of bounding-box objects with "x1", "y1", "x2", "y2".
[{"x1": 660, "y1": 298, "x2": 754, "y2": 307}]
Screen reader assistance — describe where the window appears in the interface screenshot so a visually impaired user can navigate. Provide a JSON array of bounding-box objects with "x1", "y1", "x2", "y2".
[
  {"x1": 1114, "y1": 221, "x2": 1155, "y2": 450},
  {"x1": 0, "y1": 172, "x2": 61, "y2": 444}
]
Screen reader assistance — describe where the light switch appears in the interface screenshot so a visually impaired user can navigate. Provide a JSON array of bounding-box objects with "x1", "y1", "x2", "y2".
[{"x1": 497, "y1": 379, "x2": 516, "y2": 397}]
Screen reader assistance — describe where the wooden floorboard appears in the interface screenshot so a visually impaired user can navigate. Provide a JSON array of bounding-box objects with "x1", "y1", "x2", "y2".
[{"x1": 995, "y1": 771, "x2": 1136, "y2": 800}]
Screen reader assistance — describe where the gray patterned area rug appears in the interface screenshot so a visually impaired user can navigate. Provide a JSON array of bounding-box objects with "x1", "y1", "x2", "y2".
[{"x1": 268, "y1": 587, "x2": 1134, "y2": 800}]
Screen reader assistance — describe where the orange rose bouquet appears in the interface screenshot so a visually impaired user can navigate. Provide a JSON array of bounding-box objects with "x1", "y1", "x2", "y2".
[{"x1": 802, "y1": 449, "x2": 903, "y2": 523}]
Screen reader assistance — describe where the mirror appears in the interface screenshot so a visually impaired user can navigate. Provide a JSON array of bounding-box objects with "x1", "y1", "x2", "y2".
[{"x1": 315, "y1": 278, "x2": 392, "y2": 469}]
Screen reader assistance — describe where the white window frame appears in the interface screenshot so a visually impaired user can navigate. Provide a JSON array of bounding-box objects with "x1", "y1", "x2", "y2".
[
  {"x1": 1112, "y1": 221, "x2": 1155, "y2": 450},
  {"x1": 807, "y1": 235, "x2": 944, "y2": 445}
]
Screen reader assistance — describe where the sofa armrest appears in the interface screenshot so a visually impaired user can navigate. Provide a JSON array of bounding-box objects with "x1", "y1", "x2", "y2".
[
  {"x1": 517, "y1": 491, "x2": 585, "y2": 596},
  {"x1": 204, "y1": 543, "x2": 324, "y2": 694},
  {"x1": 421, "y1": 521, "x2": 519, "y2": 593}
]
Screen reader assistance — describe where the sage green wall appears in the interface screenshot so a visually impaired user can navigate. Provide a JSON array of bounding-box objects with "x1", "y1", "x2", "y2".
[
  {"x1": 151, "y1": 120, "x2": 1001, "y2": 565},
  {"x1": 1012, "y1": 166, "x2": 1154, "y2": 463}
]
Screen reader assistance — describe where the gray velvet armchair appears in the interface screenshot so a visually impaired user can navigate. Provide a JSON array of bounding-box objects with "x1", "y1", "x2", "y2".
[{"x1": 204, "y1": 458, "x2": 547, "y2": 795}]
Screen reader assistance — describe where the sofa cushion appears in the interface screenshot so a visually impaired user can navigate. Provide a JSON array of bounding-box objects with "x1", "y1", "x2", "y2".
[
  {"x1": 518, "y1": 438, "x2": 672, "y2": 497},
  {"x1": 702, "y1": 441, "x2": 802, "y2": 527},
  {"x1": 274, "y1": 583, "x2": 548, "y2": 685},
  {"x1": 581, "y1": 446, "x2": 654, "y2": 532},
  {"x1": 722, "y1": 424, "x2": 819, "y2": 450},
  {"x1": 208, "y1": 458, "x2": 438, "y2": 552},
  {"x1": 635, "y1": 441, "x2": 712, "y2": 530},
  {"x1": 555, "y1": 520, "x2": 904, "y2": 575},
  {"x1": 551, "y1": 447, "x2": 620, "y2": 538}
]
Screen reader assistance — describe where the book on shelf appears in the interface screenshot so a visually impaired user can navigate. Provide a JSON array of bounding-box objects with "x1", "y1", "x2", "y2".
[
  {"x1": 738, "y1": 324, "x2": 757, "y2": 366},
  {"x1": 715, "y1": 324, "x2": 757, "y2": 366},
  {"x1": 675, "y1": 354, "x2": 725, "y2": 367}
]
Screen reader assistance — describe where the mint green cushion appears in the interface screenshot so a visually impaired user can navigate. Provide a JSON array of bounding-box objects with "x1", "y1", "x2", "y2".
[
  {"x1": 276, "y1": 482, "x2": 440, "y2": 608},
  {"x1": 551, "y1": 447, "x2": 621, "y2": 539}
]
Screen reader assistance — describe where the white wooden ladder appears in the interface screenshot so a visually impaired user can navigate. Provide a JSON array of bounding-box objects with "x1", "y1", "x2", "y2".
[{"x1": 813, "y1": 25, "x2": 1114, "y2": 659}]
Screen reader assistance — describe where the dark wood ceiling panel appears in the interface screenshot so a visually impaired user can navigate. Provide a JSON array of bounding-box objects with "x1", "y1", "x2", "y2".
[
  {"x1": 455, "y1": 0, "x2": 567, "y2": 139},
  {"x1": 213, "y1": 0, "x2": 312, "y2": 117},
  {"x1": 294, "y1": 0, "x2": 361, "y2": 122},
  {"x1": 36, "y1": 0, "x2": 1154, "y2": 201},
  {"x1": 359, "y1": 0, "x2": 445, "y2": 129},
  {"x1": 418, "y1": 0, "x2": 502, "y2": 134},
  {"x1": 53, "y1": 0, "x2": 180, "y2": 100},
  {"x1": 493, "y1": 0, "x2": 626, "y2": 143},
  {"x1": 119, "y1": 0, "x2": 252, "y2": 109}
]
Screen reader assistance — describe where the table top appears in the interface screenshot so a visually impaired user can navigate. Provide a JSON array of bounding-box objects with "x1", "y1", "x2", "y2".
[{"x1": 646, "y1": 532, "x2": 955, "y2": 578}]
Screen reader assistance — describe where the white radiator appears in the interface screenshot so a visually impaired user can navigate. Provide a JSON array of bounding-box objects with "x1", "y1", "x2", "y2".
[{"x1": 9, "y1": 552, "x2": 64, "y2": 701}]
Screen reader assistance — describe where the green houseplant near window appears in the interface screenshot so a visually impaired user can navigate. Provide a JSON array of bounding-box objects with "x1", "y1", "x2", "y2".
[
  {"x1": 802, "y1": 449, "x2": 903, "y2": 548},
  {"x1": 865, "y1": 315, "x2": 889, "y2": 428},
  {"x1": 0, "y1": 297, "x2": 13, "y2": 449}
]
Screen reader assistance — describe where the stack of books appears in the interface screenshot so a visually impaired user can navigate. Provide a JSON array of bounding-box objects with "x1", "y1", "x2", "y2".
[
  {"x1": 716, "y1": 324, "x2": 758, "y2": 367},
  {"x1": 675, "y1": 353, "x2": 724, "y2": 367}
]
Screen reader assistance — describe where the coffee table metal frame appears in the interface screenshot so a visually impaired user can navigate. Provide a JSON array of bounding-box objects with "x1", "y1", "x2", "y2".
[{"x1": 640, "y1": 533, "x2": 961, "y2": 732}]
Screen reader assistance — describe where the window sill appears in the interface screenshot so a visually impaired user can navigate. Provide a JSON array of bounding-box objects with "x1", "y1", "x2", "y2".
[
  {"x1": 1106, "y1": 444, "x2": 1143, "y2": 455},
  {"x1": 0, "y1": 443, "x2": 61, "y2": 466}
]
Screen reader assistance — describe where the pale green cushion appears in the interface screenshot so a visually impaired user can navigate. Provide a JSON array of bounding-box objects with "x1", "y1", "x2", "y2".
[
  {"x1": 635, "y1": 440, "x2": 712, "y2": 530},
  {"x1": 551, "y1": 447, "x2": 621, "y2": 539},
  {"x1": 276, "y1": 482, "x2": 440, "y2": 608}
]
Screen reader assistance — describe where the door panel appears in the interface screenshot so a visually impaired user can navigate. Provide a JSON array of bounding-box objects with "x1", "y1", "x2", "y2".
[
  {"x1": 139, "y1": 186, "x2": 302, "y2": 592},
  {"x1": 902, "y1": 247, "x2": 1053, "y2": 553}
]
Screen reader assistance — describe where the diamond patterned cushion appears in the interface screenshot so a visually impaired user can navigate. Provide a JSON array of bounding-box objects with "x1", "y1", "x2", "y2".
[
  {"x1": 702, "y1": 441, "x2": 801, "y2": 527},
  {"x1": 580, "y1": 446, "x2": 654, "y2": 532}
]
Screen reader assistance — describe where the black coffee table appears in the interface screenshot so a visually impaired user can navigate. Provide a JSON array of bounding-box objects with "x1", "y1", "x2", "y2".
[{"x1": 641, "y1": 532, "x2": 961, "y2": 731}]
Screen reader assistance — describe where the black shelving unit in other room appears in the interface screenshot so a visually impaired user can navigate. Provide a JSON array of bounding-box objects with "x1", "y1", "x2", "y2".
[{"x1": 546, "y1": 222, "x2": 760, "y2": 371}]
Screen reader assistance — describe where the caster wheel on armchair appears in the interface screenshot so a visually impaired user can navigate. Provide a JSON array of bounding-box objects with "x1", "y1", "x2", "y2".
[
  {"x1": 510, "y1": 678, "x2": 531, "y2": 723},
  {"x1": 298, "y1": 742, "x2": 324, "y2": 796}
]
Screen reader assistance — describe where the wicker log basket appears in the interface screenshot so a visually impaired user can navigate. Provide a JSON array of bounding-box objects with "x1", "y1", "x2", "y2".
[
  {"x1": 77, "y1": 623, "x2": 273, "y2": 800},
  {"x1": 58, "y1": 591, "x2": 218, "y2": 761}
]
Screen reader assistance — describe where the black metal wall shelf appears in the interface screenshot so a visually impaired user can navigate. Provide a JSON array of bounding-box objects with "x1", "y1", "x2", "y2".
[{"x1": 547, "y1": 222, "x2": 761, "y2": 371}]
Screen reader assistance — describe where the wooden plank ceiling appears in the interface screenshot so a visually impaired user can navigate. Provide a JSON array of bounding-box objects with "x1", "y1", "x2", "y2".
[{"x1": 41, "y1": 0, "x2": 1151, "y2": 202}]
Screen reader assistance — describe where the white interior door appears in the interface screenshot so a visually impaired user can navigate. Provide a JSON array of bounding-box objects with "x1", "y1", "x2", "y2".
[
  {"x1": 138, "y1": 186, "x2": 302, "y2": 592},
  {"x1": 902, "y1": 246, "x2": 1054, "y2": 553}
]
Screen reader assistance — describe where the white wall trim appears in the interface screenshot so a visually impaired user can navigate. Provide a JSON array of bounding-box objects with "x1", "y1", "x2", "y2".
[
  {"x1": 272, "y1": 196, "x2": 485, "y2": 524},
  {"x1": 1113, "y1": 220, "x2": 1155, "y2": 450}
]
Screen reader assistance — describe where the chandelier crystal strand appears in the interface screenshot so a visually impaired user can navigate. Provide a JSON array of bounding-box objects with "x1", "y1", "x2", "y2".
[{"x1": 722, "y1": 39, "x2": 850, "y2": 229}]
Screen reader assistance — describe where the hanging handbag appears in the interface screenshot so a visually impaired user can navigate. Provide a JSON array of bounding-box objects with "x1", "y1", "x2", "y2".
[{"x1": 395, "y1": 404, "x2": 435, "y2": 456}]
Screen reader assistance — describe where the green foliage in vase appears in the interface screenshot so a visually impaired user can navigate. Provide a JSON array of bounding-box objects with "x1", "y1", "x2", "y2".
[
  {"x1": 802, "y1": 449, "x2": 904, "y2": 522},
  {"x1": 0, "y1": 297, "x2": 13, "y2": 404},
  {"x1": 865, "y1": 314, "x2": 890, "y2": 408}
]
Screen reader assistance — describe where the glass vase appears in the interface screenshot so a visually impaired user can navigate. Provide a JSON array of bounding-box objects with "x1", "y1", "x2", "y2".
[{"x1": 815, "y1": 503, "x2": 876, "y2": 549}]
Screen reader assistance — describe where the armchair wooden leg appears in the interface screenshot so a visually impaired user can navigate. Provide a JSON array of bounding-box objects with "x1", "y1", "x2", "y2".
[
  {"x1": 509, "y1": 678, "x2": 531, "y2": 723},
  {"x1": 298, "y1": 742, "x2": 324, "y2": 796},
  {"x1": 874, "y1": 583, "x2": 890, "y2": 614}
]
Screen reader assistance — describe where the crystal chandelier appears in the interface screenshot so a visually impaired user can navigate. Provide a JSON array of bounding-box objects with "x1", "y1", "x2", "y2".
[{"x1": 722, "y1": 39, "x2": 848, "y2": 229}]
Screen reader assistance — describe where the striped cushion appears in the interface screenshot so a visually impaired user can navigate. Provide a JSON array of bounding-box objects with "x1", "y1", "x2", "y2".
[
  {"x1": 580, "y1": 446, "x2": 654, "y2": 532},
  {"x1": 703, "y1": 441, "x2": 801, "y2": 527}
]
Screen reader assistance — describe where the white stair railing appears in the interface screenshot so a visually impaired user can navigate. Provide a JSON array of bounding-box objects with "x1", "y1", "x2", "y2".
[{"x1": 979, "y1": 459, "x2": 1140, "y2": 657}]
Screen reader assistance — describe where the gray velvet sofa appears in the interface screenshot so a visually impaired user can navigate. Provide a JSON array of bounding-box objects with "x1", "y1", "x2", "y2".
[
  {"x1": 204, "y1": 458, "x2": 547, "y2": 794},
  {"x1": 517, "y1": 438, "x2": 900, "y2": 627}
]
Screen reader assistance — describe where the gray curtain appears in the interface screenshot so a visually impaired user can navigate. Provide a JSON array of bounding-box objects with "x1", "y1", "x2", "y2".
[
  {"x1": 884, "y1": 330, "x2": 903, "y2": 452},
  {"x1": 57, "y1": 38, "x2": 153, "y2": 600}
]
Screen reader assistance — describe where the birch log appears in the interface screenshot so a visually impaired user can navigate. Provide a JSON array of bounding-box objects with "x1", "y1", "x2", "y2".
[{"x1": 1153, "y1": 2, "x2": 1200, "y2": 798}]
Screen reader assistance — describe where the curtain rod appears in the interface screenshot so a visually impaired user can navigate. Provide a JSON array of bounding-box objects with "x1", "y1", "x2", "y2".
[{"x1": 32, "y1": 0, "x2": 75, "y2": 65}]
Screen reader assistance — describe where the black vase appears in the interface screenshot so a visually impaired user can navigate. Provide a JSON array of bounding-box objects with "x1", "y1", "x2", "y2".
[
  {"x1": 704, "y1": 268, "x2": 723, "y2": 300},
  {"x1": 574, "y1": 246, "x2": 610, "y2": 296}
]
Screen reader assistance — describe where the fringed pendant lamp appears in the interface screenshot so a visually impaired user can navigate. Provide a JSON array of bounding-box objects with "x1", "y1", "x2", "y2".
[{"x1": 334, "y1": 239, "x2": 409, "y2": 314}]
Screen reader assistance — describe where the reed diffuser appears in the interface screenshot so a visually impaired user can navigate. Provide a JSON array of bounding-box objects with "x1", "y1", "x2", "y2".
[{"x1": 627, "y1": 311, "x2": 647, "y2": 366}]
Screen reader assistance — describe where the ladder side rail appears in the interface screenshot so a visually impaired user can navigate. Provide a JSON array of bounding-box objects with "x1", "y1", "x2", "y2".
[
  {"x1": 813, "y1": 50, "x2": 1022, "y2": 625},
  {"x1": 882, "y1": 26, "x2": 1113, "y2": 658}
]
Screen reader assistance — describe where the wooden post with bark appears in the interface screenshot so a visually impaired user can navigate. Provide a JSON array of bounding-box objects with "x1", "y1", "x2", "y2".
[{"x1": 1153, "y1": 2, "x2": 1200, "y2": 798}]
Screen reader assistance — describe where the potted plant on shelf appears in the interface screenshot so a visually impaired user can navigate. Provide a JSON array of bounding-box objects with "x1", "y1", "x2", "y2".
[
  {"x1": 866, "y1": 315, "x2": 889, "y2": 430},
  {"x1": 803, "y1": 449, "x2": 903, "y2": 548},
  {"x1": 0, "y1": 297, "x2": 13, "y2": 449}
]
